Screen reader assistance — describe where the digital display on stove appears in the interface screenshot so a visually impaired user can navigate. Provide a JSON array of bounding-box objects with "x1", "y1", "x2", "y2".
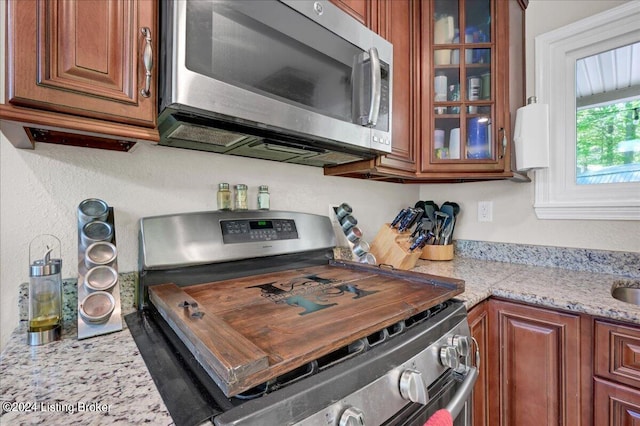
[
  {"x1": 221, "y1": 219, "x2": 298, "y2": 244},
  {"x1": 250, "y1": 220, "x2": 273, "y2": 229}
]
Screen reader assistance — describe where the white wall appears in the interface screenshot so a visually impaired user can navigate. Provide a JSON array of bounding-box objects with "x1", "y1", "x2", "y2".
[
  {"x1": 420, "y1": 0, "x2": 640, "y2": 252},
  {"x1": 0, "y1": 138, "x2": 418, "y2": 350},
  {"x1": 0, "y1": 0, "x2": 419, "y2": 350}
]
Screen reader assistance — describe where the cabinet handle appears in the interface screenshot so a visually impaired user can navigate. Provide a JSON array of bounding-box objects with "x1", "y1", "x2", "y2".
[
  {"x1": 499, "y1": 127, "x2": 506, "y2": 159},
  {"x1": 140, "y1": 27, "x2": 153, "y2": 98}
]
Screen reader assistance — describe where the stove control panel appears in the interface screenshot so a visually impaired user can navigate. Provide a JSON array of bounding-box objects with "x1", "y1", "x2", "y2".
[{"x1": 221, "y1": 219, "x2": 299, "y2": 244}]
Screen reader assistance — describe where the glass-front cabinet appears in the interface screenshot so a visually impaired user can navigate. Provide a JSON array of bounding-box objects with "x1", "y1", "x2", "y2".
[
  {"x1": 419, "y1": 0, "x2": 525, "y2": 176},
  {"x1": 326, "y1": 0, "x2": 526, "y2": 181}
]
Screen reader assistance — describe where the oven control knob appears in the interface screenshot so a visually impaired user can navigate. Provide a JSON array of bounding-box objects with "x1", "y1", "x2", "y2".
[
  {"x1": 399, "y1": 369, "x2": 429, "y2": 404},
  {"x1": 451, "y1": 334, "x2": 471, "y2": 357},
  {"x1": 439, "y1": 345, "x2": 460, "y2": 370},
  {"x1": 339, "y1": 406, "x2": 365, "y2": 426}
]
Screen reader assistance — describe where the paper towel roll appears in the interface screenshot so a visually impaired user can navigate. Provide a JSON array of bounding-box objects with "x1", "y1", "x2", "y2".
[{"x1": 514, "y1": 102, "x2": 549, "y2": 171}]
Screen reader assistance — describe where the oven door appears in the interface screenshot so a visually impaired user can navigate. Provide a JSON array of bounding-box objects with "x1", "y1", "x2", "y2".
[
  {"x1": 384, "y1": 367, "x2": 478, "y2": 426},
  {"x1": 161, "y1": 0, "x2": 392, "y2": 153}
]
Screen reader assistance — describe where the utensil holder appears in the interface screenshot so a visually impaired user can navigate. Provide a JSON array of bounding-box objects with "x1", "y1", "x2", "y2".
[
  {"x1": 369, "y1": 224, "x2": 422, "y2": 270},
  {"x1": 420, "y1": 244, "x2": 454, "y2": 261}
]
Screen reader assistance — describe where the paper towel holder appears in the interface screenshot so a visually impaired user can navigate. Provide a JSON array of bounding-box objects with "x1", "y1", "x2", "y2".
[{"x1": 513, "y1": 96, "x2": 550, "y2": 171}]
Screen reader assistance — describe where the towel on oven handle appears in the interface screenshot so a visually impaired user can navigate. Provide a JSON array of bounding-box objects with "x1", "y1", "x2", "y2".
[{"x1": 424, "y1": 409, "x2": 453, "y2": 426}]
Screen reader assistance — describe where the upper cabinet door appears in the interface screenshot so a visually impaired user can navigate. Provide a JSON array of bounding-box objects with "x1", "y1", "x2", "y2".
[
  {"x1": 7, "y1": 0, "x2": 157, "y2": 128},
  {"x1": 328, "y1": 0, "x2": 373, "y2": 26},
  {"x1": 417, "y1": 0, "x2": 525, "y2": 177}
]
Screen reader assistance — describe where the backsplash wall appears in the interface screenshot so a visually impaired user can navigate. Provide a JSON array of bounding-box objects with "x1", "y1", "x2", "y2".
[{"x1": 0, "y1": 139, "x2": 419, "y2": 350}]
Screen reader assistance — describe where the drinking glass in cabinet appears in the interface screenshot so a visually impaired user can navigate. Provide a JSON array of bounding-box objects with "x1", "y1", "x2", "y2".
[{"x1": 467, "y1": 117, "x2": 491, "y2": 159}]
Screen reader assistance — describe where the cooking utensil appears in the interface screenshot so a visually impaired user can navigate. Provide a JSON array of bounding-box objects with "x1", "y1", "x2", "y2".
[
  {"x1": 422, "y1": 201, "x2": 439, "y2": 224},
  {"x1": 440, "y1": 202, "x2": 460, "y2": 243}
]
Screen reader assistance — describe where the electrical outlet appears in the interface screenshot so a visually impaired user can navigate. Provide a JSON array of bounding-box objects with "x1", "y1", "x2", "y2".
[{"x1": 478, "y1": 201, "x2": 493, "y2": 222}]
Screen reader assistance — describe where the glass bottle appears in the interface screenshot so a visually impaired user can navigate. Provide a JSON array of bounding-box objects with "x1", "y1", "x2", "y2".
[
  {"x1": 234, "y1": 184, "x2": 248, "y2": 211},
  {"x1": 257, "y1": 185, "x2": 270, "y2": 210},
  {"x1": 217, "y1": 183, "x2": 231, "y2": 211},
  {"x1": 28, "y1": 234, "x2": 63, "y2": 345}
]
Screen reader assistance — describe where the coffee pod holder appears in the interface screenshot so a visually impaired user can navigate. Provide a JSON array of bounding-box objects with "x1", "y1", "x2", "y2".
[
  {"x1": 76, "y1": 200, "x2": 123, "y2": 340},
  {"x1": 369, "y1": 224, "x2": 422, "y2": 270}
]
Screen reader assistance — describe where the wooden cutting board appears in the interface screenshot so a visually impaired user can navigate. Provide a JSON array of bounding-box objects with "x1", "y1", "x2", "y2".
[{"x1": 148, "y1": 260, "x2": 464, "y2": 397}]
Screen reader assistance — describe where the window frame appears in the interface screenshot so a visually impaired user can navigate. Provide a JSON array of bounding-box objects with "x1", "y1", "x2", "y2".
[{"x1": 533, "y1": 2, "x2": 640, "y2": 221}]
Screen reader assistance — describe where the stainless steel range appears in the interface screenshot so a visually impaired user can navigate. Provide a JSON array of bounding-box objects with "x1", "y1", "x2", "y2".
[{"x1": 126, "y1": 210, "x2": 478, "y2": 426}]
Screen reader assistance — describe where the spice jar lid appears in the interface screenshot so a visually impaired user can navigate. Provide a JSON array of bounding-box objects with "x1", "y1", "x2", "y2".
[
  {"x1": 235, "y1": 184, "x2": 247, "y2": 190},
  {"x1": 78, "y1": 198, "x2": 109, "y2": 224},
  {"x1": 84, "y1": 265, "x2": 118, "y2": 292},
  {"x1": 218, "y1": 183, "x2": 229, "y2": 190},
  {"x1": 259, "y1": 185, "x2": 269, "y2": 191},
  {"x1": 79, "y1": 291, "x2": 115, "y2": 324}
]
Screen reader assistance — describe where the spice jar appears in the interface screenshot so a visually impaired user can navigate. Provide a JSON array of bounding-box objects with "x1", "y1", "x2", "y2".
[
  {"x1": 257, "y1": 185, "x2": 270, "y2": 210},
  {"x1": 217, "y1": 183, "x2": 231, "y2": 211},
  {"x1": 234, "y1": 184, "x2": 248, "y2": 211}
]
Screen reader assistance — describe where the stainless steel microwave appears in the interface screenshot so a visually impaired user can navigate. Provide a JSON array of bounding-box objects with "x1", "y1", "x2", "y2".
[{"x1": 158, "y1": 0, "x2": 393, "y2": 167}]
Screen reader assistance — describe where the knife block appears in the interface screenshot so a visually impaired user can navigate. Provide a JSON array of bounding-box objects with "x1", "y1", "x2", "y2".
[{"x1": 369, "y1": 224, "x2": 422, "y2": 270}]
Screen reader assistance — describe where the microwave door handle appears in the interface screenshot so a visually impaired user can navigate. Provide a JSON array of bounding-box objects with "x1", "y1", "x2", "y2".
[{"x1": 367, "y1": 47, "x2": 381, "y2": 127}]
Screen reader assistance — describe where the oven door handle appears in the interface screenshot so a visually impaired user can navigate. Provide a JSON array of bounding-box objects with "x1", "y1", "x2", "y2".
[{"x1": 445, "y1": 366, "x2": 478, "y2": 420}]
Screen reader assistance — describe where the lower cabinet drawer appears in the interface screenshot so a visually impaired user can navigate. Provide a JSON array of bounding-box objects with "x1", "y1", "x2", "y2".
[
  {"x1": 593, "y1": 377, "x2": 640, "y2": 425},
  {"x1": 595, "y1": 320, "x2": 640, "y2": 389}
]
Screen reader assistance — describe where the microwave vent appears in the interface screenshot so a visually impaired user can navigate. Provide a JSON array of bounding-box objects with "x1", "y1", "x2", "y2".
[{"x1": 168, "y1": 123, "x2": 248, "y2": 147}]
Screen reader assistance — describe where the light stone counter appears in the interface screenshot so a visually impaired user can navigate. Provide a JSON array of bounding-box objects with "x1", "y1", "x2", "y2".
[
  {"x1": 413, "y1": 257, "x2": 640, "y2": 324},
  {"x1": 2, "y1": 242, "x2": 639, "y2": 425}
]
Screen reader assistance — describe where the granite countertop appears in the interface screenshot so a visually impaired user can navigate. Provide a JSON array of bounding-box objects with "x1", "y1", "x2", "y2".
[{"x1": 2, "y1": 255, "x2": 639, "y2": 425}]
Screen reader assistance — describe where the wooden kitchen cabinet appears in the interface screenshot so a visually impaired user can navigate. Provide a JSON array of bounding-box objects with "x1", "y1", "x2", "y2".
[
  {"x1": 325, "y1": 0, "x2": 420, "y2": 181},
  {"x1": 329, "y1": 0, "x2": 374, "y2": 26},
  {"x1": 2, "y1": 0, "x2": 159, "y2": 149},
  {"x1": 467, "y1": 301, "x2": 490, "y2": 426},
  {"x1": 325, "y1": 0, "x2": 528, "y2": 182},
  {"x1": 488, "y1": 299, "x2": 584, "y2": 426},
  {"x1": 416, "y1": 0, "x2": 526, "y2": 179},
  {"x1": 593, "y1": 320, "x2": 640, "y2": 425}
]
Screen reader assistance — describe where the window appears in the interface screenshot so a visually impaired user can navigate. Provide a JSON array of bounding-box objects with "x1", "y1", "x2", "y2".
[
  {"x1": 534, "y1": 2, "x2": 640, "y2": 220},
  {"x1": 576, "y1": 43, "x2": 640, "y2": 185}
]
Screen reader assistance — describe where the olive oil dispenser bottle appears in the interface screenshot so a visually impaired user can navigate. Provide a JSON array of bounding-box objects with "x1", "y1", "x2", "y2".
[{"x1": 27, "y1": 235, "x2": 63, "y2": 345}]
